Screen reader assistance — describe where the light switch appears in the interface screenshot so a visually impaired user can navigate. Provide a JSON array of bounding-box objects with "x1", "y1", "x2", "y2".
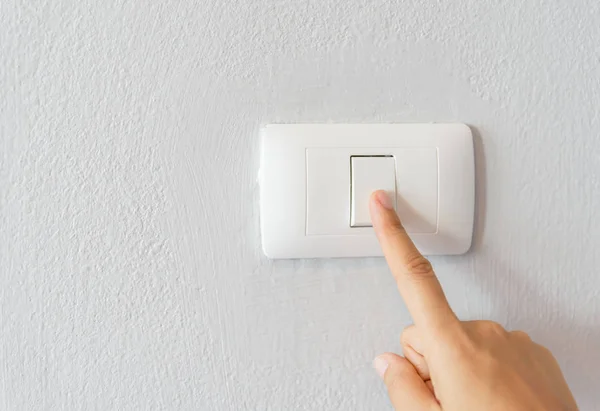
[
  {"x1": 260, "y1": 123, "x2": 475, "y2": 258},
  {"x1": 350, "y1": 156, "x2": 396, "y2": 227}
]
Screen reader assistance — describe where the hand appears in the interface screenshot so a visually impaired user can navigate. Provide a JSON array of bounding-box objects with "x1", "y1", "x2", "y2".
[{"x1": 369, "y1": 190, "x2": 578, "y2": 411}]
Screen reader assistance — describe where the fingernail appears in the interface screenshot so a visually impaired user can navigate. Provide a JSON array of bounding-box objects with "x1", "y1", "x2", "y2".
[
  {"x1": 374, "y1": 190, "x2": 394, "y2": 210},
  {"x1": 373, "y1": 356, "x2": 389, "y2": 379}
]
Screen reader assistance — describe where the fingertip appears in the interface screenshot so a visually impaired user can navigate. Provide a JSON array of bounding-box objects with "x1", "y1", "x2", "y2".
[
  {"x1": 369, "y1": 191, "x2": 381, "y2": 223},
  {"x1": 371, "y1": 190, "x2": 395, "y2": 210},
  {"x1": 370, "y1": 190, "x2": 401, "y2": 231},
  {"x1": 373, "y1": 356, "x2": 389, "y2": 379},
  {"x1": 374, "y1": 353, "x2": 439, "y2": 409},
  {"x1": 373, "y1": 352, "x2": 407, "y2": 377}
]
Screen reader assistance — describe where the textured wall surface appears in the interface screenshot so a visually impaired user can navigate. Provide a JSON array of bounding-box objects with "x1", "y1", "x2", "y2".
[{"x1": 1, "y1": 0, "x2": 600, "y2": 409}]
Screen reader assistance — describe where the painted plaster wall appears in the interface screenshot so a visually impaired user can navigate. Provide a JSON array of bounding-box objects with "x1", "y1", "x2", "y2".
[{"x1": 1, "y1": 0, "x2": 599, "y2": 409}]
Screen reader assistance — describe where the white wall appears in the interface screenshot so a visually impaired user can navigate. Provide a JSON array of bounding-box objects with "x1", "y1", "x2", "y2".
[{"x1": 2, "y1": 0, "x2": 599, "y2": 409}]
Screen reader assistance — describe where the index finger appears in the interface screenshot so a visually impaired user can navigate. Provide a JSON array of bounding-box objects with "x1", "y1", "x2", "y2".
[{"x1": 369, "y1": 190, "x2": 458, "y2": 332}]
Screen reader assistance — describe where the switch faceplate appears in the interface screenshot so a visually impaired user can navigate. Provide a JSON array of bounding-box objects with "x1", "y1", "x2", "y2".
[{"x1": 260, "y1": 124, "x2": 474, "y2": 259}]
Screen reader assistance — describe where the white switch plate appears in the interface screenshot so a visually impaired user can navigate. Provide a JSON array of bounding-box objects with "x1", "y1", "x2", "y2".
[{"x1": 259, "y1": 124, "x2": 475, "y2": 259}]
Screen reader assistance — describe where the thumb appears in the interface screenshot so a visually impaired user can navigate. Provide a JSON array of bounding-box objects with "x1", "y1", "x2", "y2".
[{"x1": 374, "y1": 353, "x2": 440, "y2": 411}]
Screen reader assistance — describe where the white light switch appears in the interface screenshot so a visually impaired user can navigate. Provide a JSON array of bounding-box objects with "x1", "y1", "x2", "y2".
[
  {"x1": 350, "y1": 156, "x2": 396, "y2": 227},
  {"x1": 260, "y1": 123, "x2": 474, "y2": 259}
]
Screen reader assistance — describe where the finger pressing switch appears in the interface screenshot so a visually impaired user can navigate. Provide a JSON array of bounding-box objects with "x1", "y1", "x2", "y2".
[{"x1": 350, "y1": 155, "x2": 397, "y2": 227}]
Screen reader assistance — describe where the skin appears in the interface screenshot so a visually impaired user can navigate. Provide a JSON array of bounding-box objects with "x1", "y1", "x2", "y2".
[{"x1": 369, "y1": 190, "x2": 578, "y2": 411}]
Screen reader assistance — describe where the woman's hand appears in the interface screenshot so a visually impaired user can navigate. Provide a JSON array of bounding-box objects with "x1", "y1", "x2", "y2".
[{"x1": 369, "y1": 190, "x2": 578, "y2": 411}]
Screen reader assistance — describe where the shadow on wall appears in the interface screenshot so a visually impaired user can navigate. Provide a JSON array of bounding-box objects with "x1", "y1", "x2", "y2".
[
  {"x1": 468, "y1": 126, "x2": 600, "y2": 402},
  {"x1": 471, "y1": 126, "x2": 487, "y2": 252}
]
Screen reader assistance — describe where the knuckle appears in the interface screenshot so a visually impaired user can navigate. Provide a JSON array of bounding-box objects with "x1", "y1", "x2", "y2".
[
  {"x1": 404, "y1": 253, "x2": 434, "y2": 277},
  {"x1": 480, "y1": 321, "x2": 508, "y2": 338},
  {"x1": 511, "y1": 330, "x2": 531, "y2": 342},
  {"x1": 400, "y1": 325, "x2": 415, "y2": 344},
  {"x1": 438, "y1": 325, "x2": 475, "y2": 356},
  {"x1": 534, "y1": 342, "x2": 554, "y2": 359},
  {"x1": 400, "y1": 325, "x2": 425, "y2": 354}
]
